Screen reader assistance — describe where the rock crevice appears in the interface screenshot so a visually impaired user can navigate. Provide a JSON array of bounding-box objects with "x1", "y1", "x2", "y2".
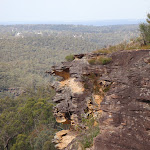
[{"x1": 49, "y1": 50, "x2": 150, "y2": 150}]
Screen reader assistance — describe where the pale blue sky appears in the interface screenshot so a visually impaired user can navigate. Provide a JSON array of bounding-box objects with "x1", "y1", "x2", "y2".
[{"x1": 0, "y1": 0, "x2": 150, "y2": 22}]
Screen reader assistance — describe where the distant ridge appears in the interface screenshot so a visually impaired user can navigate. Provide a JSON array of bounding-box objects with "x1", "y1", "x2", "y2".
[
  {"x1": 0, "y1": 19, "x2": 145, "y2": 26},
  {"x1": 76, "y1": 19, "x2": 145, "y2": 26}
]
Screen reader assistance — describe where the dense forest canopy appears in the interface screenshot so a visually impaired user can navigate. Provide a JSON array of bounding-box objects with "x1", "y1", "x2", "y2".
[
  {"x1": 0, "y1": 24, "x2": 139, "y2": 97},
  {"x1": 0, "y1": 23, "x2": 142, "y2": 150},
  {"x1": 0, "y1": 85, "x2": 58, "y2": 150}
]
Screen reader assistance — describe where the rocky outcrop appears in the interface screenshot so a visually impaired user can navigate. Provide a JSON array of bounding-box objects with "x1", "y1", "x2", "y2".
[
  {"x1": 53, "y1": 130, "x2": 77, "y2": 149},
  {"x1": 48, "y1": 50, "x2": 150, "y2": 150}
]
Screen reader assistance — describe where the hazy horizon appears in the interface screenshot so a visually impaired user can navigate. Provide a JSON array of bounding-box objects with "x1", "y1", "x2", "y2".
[
  {"x1": 0, "y1": 0, "x2": 149, "y2": 25},
  {"x1": 0, "y1": 19, "x2": 145, "y2": 26}
]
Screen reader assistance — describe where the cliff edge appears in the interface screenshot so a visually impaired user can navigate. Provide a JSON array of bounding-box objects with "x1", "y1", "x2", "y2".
[{"x1": 48, "y1": 50, "x2": 150, "y2": 150}]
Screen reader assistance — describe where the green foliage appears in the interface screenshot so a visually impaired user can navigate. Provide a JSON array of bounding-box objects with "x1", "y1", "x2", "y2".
[
  {"x1": 94, "y1": 37, "x2": 150, "y2": 55},
  {"x1": 103, "y1": 84, "x2": 111, "y2": 92},
  {"x1": 146, "y1": 13, "x2": 150, "y2": 24},
  {"x1": 79, "y1": 115, "x2": 100, "y2": 149},
  {"x1": 0, "y1": 86, "x2": 57, "y2": 150},
  {"x1": 139, "y1": 23, "x2": 150, "y2": 45},
  {"x1": 0, "y1": 24, "x2": 139, "y2": 97},
  {"x1": 31, "y1": 129, "x2": 56, "y2": 150},
  {"x1": 96, "y1": 49, "x2": 111, "y2": 54},
  {"x1": 98, "y1": 56, "x2": 112, "y2": 65},
  {"x1": 43, "y1": 140, "x2": 56, "y2": 150},
  {"x1": 88, "y1": 56, "x2": 112, "y2": 65},
  {"x1": 139, "y1": 13, "x2": 150, "y2": 45},
  {"x1": 81, "y1": 115, "x2": 95, "y2": 128},
  {"x1": 88, "y1": 59, "x2": 96, "y2": 65},
  {"x1": 65, "y1": 54, "x2": 75, "y2": 62},
  {"x1": 82, "y1": 73, "x2": 101, "y2": 95},
  {"x1": 80, "y1": 126, "x2": 99, "y2": 149},
  {"x1": 11, "y1": 134, "x2": 31, "y2": 150},
  {"x1": 21, "y1": 85, "x2": 55, "y2": 100},
  {"x1": 0, "y1": 24, "x2": 141, "y2": 150}
]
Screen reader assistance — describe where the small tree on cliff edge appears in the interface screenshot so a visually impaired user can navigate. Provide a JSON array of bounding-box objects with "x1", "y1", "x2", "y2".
[{"x1": 139, "y1": 13, "x2": 150, "y2": 45}]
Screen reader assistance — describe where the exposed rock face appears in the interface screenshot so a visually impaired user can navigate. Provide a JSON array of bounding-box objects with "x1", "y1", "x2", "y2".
[
  {"x1": 93, "y1": 50, "x2": 150, "y2": 150},
  {"x1": 49, "y1": 50, "x2": 150, "y2": 150},
  {"x1": 53, "y1": 130, "x2": 77, "y2": 149}
]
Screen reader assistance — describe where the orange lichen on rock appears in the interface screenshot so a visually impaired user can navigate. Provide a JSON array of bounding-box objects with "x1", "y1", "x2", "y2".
[
  {"x1": 54, "y1": 130, "x2": 77, "y2": 150},
  {"x1": 54, "y1": 70, "x2": 70, "y2": 80},
  {"x1": 86, "y1": 95, "x2": 103, "y2": 119},
  {"x1": 93, "y1": 95, "x2": 103, "y2": 107},
  {"x1": 60, "y1": 78, "x2": 84, "y2": 94},
  {"x1": 55, "y1": 112, "x2": 71, "y2": 124}
]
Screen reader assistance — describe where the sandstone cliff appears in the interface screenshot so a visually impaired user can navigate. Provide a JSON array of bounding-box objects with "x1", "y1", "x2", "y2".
[{"x1": 48, "y1": 50, "x2": 150, "y2": 150}]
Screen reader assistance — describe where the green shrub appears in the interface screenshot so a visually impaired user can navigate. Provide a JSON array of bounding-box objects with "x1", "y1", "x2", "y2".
[
  {"x1": 98, "y1": 56, "x2": 112, "y2": 65},
  {"x1": 88, "y1": 59, "x2": 96, "y2": 65},
  {"x1": 78, "y1": 115, "x2": 100, "y2": 149},
  {"x1": 65, "y1": 54, "x2": 75, "y2": 62},
  {"x1": 88, "y1": 56, "x2": 112, "y2": 65},
  {"x1": 80, "y1": 125, "x2": 99, "y2": 149},
  {"x1": 139, "y1": 13, "x2": 150, "y2": 45},
  {"x1": 95, "y1": 49, "x2": 112, "y2": 54}
]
